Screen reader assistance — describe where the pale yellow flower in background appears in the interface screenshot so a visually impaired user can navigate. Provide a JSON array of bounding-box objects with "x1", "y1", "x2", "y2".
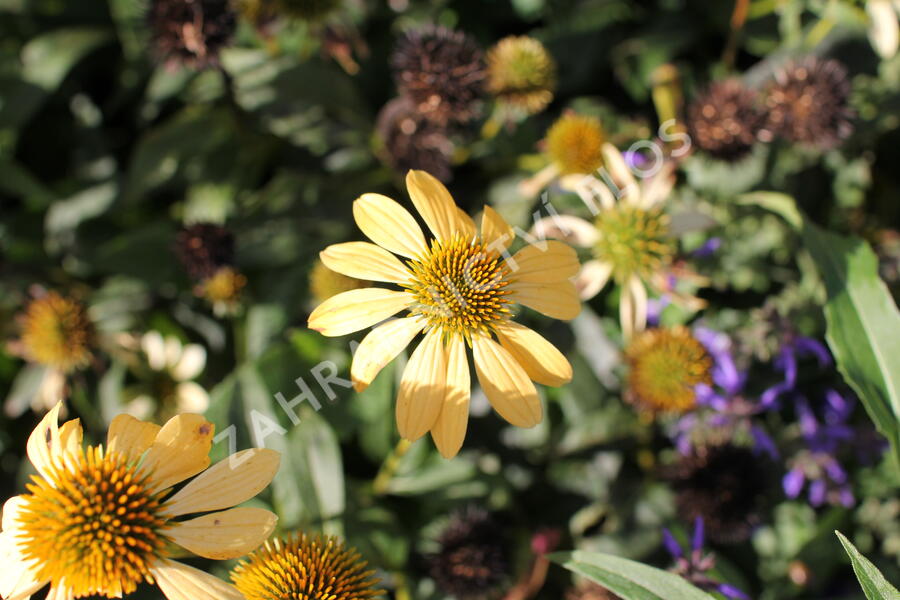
[
  {"x1": 0, "y1": 403, "x2": 280, "y2": 600},
  {"x1": 533, "y1": 143, "x2": 705, "y2": 340},
  {"x1": 308, "y1": 170, "x2": 581, "y2": 458}
]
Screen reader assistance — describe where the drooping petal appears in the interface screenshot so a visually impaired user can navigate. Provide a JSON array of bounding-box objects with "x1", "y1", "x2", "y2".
[
  {"x1": 167, "y1": 448, "x2": 281, "y2": 517},
  {"x1": 639, "y1": 161, "x2": 675, "y2": 209},
  {"x1": 350, "y1": 317, "x2": 425, "y2": 392},
  {"x1": 168, "y1": 507, "x2": 277, "y2": 560},
  {"x1": 164, "y1": 336, "x2": 183, "y2": 370},
  {"x1": 509, "y1": 280, "x2": 581, "y2": 321},
  {"x1": 628, "y1": 274, "x2": 648, "y2": 334},
  {"x1": 601, "y1": 143, "x2": 639, "y2": 204},
  {"x1": 396, "y1": 329, "x2": 447, "y2": 441},
  {"x1": 142, "y1": 414, "x2": 215, "y2": 493},
  {"x1": 57, "y1": 418, "x2": 83, "y2": 469},
  {"x1": 509, "y1": 241, "x2": 580, "y2": 283},
  {"x1": 406, "y1": 170, "x2": 467, "y2": 241},
  {"x1": 430, "y1": 336, "x2": 470, "y2": 459},
  {"x1": 175, "y1": 382, "x2": 210, "y2": 414},
  {"x1": 26, "y1": 402, "x2": 63, "y2": 480},
  {"x1": 308, "y1": 288, "x2": 412, "y2": 337},
  {"x1": 320, "y1": 242, "x2": 412, "y2": 284},
  {"x1": 530, "y1": 215, "x2": 599, "y2": 248},
  {"x1": 150, "y1": 559, "x2": 245, "y2": 600},
  {"x1": 494, "y1": 321, "x2": 572, "y2": 387},
  {"x1": 44, "y1": 583, "x2": 74, "y2": 600},
  {"x1": 353, "y1": 193, "x2": 427, "y2": 259},
  {"x1": 481, "y1": 206, "x2": 515, "y2": 252},
  {"x1": 107, "y1": 413, "x2": 161, "y2": 464},
  {"x1": 142, "y1": 331, "x2": 167, "y2": 371},
  {"x1": 575, "y1": 259, "x2": 613, "y2": 300},
  {"x1": 472, "y1": 334, "x2": 542, "y2": 428},
  {"x1": 0, "y1": 532, "x2": 47, "y2": 600},
  {"x1": 171, "y1": 344, "x2": 206, "y2": 381}
]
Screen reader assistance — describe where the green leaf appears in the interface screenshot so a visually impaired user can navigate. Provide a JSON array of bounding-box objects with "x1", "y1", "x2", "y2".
[
  {"x1": 836, "y1": 531, "x2": 900, "y2": 600},
  {"x1": 548, "y1": 550, "x2": 718, "y2": 600},
  {"x1": 21, "y1": 28, "x2": 112, "y2": 91},
  {"x1": 802, "y1": 223, "x2": 900, "y2": 465}
]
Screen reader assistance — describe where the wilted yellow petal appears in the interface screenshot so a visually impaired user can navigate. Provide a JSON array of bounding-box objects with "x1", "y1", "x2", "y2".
[
  {"x1": 510, "y1": 280, "x2": 581, "y2": 320},
  {"x1": 107, "y1": 413, "x2": 161, "y2": 465},
  {"x1": 308, "y1": 288, "x2": 412, "y2": 337},
  {"x1": 320, "y1": 242, "x2": 411, "y2": 284},
  {"x1": 494, "y1": 321, "x2": 572, "y2": 387},
  {"x1": 396, "y1": 329, "x2": 447, "y2": 441},
  {"x1": 430, "y1": 336, "x2": 470, "y2": 459},
  {"x1": 353, "y1": 193, "x2": 427, "y2": 259},
  {"x1": 150, "y1": 558, "x2": 245, "y2": 600},
  {"x1": 168, "y1": 507, "x2": 277, "y2": 560},
  {"x1": 509, "y1": 240, "x2": 580, "y2": 283},
  {"x1": 26, "y1": 402, "x2": 63, "y2": 480},
  {"x1": 351, "y1": 317, "x2": 425, "y2": 392},
  {"x1": 481, "y1": 206, "x2": 515, "y2": 252},
  {"x1": 472, "y1": 334, "x2": 541, "y2": 428},
  {"x1": 142, "y1": 414, "x2": 214, "y2": 493},
  {"x1": 166, "y1": 449, "x2": 281, "y2": 517},
  {"x1": 406, "y1": 170, "x2": 467, "y2": 241}
]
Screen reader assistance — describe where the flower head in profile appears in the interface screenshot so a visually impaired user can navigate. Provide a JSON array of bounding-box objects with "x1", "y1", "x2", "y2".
[
  {"x1": 533, "y1": 144, "x2": 705, "y2": 338},
  {"x1": 546, "y1": 113, "x2": 605, "y2": 176},
  {"x1": 17, "y1": 291, "x2": 94, "y2": 374},
  {"x1": 1, "y1": 404, "x2": 280, "y2": 600},
  {"x1": 231, "y1": 533, "x2": 381, "y2": 600},
  {"x1": 308, "y1": 170, "x2": 580, "y2": 458},
  {"x1": 197, "y1": 266, "x2": 248, "y2": 316},
  {"x1": 487, "y1": 35, "x2": 557, "y2": 117}
]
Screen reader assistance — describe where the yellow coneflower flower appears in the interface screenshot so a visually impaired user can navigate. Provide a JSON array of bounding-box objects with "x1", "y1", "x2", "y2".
[
  {"x1": 486, "y1": 35, "x2": 556, "y2": 116},
  {"x1": 197, "y1": 266, "x2": 247, "y2": 316},
  {"x1": 231, "y1": 533, "x2": 381, "y2": 599},
  {"x1": 546, "y1": 113, "x2": 605, "y2": 176},
  {"x1": 0, "y1": 403, "x2": 280, "y2": 600},
  {"x1": 308, "y1": 170, "x2": 580, "y2": 458},
  {"x1": 533, "y1": 143, "x2": 705, "y2": 338},
  {"x1": 19, "y1": 292, "x2": 94, "y2": 373},
  {"x1": 625, "y1": 326, "x2": 712, "y2": 414},
  {"x1": 309, "y1": 258, "x2": 369, "y2": 304}
]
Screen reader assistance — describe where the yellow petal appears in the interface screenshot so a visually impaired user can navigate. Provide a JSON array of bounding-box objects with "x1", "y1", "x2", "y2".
[
  {"x1": 494, "y1": 321, "x2": 572, "y2": 387},
  {"x1": 351, "y1": 317, "x2": 425, "y2": 392},
  {"x1": 107, "y1": 414, "x2": 162, "y2": 465},
  {"x1": 2, "y1": 496, "x2": 25, "y2": 532},
  {"x1": 396, "y1": 329, "x2": 447, "y2": 441},
  {"x1": 0, "y1": 532, "x2": 46, "y2": 600},
  {"x1": 456, "y1": 207, "x2": 477, "y2": 240},
  {"x1": 472, "y1": 334, "x2": 542, "y2": 428},
  {"x1": 320, "y1": 242, "x2": 411, "y2": 284},
  {"x1": 166, "y1": 449, "x2": 281, "y2": 517},
  {"x1": 353, "y1": 193, "x2": 427, "y2": 259},
  {"x1": 531, "y1": 215, "x2": 599, "y2": 248},
  {"x1": 509, "y1": 240, "x2": 580, "y2": 283},
  {"x1": 601, "y1": 142, "x2": 638, "y2": 203},
  {"x1": 510, "y1": 280, "x2": 581, "y2": 320},
  {"x1": 481, "y1": 206, "x2": 515, "y2": 252},
  {"x1": 142, "y1": 414, "x2": 214, "y2": 493},
  {"x1": 308, "y1": 288, "x2": 412, "y2": 337},
  {"x1": 26, "y1": 402, "x2": 63, "y2": 480},
  {"x1": 576, "y1": 259, "x2": 614, "y2": 300},
  {"x1": 168, "y1": 507, "x2": 277, "y2": 560},
  {"x1": 430, "y1": 336, "x2": 470, "y2": 459},
  {"x1": 45, "y1": 583, "x2": 74, "y2": 600},
  {"x1": 406, "y1": 170, "x2": 465, "y2": 241},
  {"x1": 150, "y1": 558, "x2": 245, "y2": 600}
]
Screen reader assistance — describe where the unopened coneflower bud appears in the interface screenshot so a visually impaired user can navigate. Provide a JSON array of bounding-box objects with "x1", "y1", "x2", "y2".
[
  {"x1": 175, "y1": 222, "x2": 235, "y2": 282},
  {"x1": 486, "y1": 35, "x2": 556, "y2": 116},
  {"x1": 148, "y1": 0, "x2": 236, "y2": 67},
  {"x1": 686, "y1": 79, "x2": 764, "y2": 161},
  {"x1": 764, "y1": 57, "x2": 854, "y2": 148},
  {"x1": 391, "y1": 25, "x2": 487, "y2": 126},
  {"x1": 545, "y1": 113, "x2": 605, "y2": 175},
  {"x1": 428, "y1": 507, "x2": 511, "y2": 599}
]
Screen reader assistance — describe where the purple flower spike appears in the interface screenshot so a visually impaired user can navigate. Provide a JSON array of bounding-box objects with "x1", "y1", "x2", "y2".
[
  {"x1": 750, "y1": 426, "x2": 779, "y2": 459},
  {"x1": 808, "y1": 479, "x2": 827, "y2": 506},
  {"x1": 662, "y1": 528, "x2": 682, "y2": 559},
  {"x1": 718, "y1": 583, "x2": 752, "y2": 600},
  {"x1": 783, "y1": 468, "x2": 805, "y2": 498},
  {"x1": 693, "y1": 237, "x2": 722, "y2": 259},
  {"x1": 794, "y1": 336, "x2": 832, "y2": 367},
  {"x1": 692, "y1": 517, "x2": 705, "y2": 553}
]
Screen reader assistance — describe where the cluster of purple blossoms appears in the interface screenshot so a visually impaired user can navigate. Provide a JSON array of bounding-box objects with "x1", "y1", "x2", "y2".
[
  {"x1": 672, "y1": 327, "x2": 779, "y2": 458},
  {"x1": 662, "y1": 518, "x2": 750, "y2": 600}
]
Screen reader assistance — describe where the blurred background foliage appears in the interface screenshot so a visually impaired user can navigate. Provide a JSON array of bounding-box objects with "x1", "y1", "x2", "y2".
[{"x1": 1, "y1": 0, "x2": 900, "y2": 598}]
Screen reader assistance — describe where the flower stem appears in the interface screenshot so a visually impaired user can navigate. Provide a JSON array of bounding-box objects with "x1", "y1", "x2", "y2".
[{"x1": 373, "y1": 438, "x2": 412, "y2": 495}]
